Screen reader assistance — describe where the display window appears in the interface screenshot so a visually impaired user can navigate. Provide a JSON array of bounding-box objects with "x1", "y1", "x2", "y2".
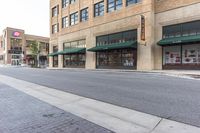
[
  {"x1": 63, "y1": 54, "x2": 85, "y2": 68},
  {"x1": 97, "y1": 49, "x2": 136, "y2": 69},
  {"x1": 163, "y1": 46, "x2": 181, "y2": 65},
  {"x1": 182, "y1": 44, "x2": 200, "y2": 64}
]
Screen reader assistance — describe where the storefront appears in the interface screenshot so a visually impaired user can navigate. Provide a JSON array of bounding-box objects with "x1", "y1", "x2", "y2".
[
  {"x1": 61, "y1": 40, "x2": 86, "y2": 68},
  {"x1": 158, "y1": 20, "x2": 200, "y2": 70},
  {"x1": 10, "y1": 38, "x2": 23, "y2": 66},
  {"x1": 88, "y1": 30, "x2": 137, "y2": 69}
]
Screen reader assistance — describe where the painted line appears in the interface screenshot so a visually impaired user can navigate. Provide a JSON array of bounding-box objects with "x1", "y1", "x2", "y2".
[{"x1": 0, "y1": 74, "x2": 200, "y2": 133}]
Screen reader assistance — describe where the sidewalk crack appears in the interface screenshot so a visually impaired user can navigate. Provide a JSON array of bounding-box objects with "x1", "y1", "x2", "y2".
[{"x1": 149, "y1": 118, "x2": 163, "y2": 133}]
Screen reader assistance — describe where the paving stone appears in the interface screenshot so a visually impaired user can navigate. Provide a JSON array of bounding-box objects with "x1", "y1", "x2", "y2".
[{"x1": 0, "y1": 82, "x2": 115, "y2": 133}]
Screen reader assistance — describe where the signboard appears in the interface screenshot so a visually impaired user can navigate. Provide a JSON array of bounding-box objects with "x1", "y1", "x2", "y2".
[
  {"x1": 141, "y1": 15, "x2": 145, "y2": 41},
  {"x1": 12, "y1": 31, "x2": 21, "y2": 37},
  {"x1": 8, "y1": 50, "x2": 22, "y2": 54}
]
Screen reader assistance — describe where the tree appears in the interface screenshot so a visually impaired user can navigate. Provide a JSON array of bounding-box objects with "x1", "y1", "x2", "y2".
[{"x1": 30, "y1": 41, "x2": 40, "y2": 67}]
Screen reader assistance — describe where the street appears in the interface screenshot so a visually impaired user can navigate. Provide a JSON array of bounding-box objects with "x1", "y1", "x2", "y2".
[{"x1": 0, "y1": 67, "x2": 200, "y2": 128}]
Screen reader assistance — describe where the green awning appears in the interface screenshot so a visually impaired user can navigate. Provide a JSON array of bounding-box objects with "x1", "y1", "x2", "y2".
[
  {"x1": 59, "y1": 48, "x2": 86, "y2": 55},
  {"x1": 88, "y1": 41, "x2": 137, "y2": 52},
  {"x1": 48, "y1": 52, "x2": 60, "y2": 56},
  {"x1": 158, "y1": 34, "x2": 200, "y2": 46}
]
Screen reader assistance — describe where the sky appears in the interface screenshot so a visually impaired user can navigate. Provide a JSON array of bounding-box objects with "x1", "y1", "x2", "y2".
[{"x1": 0, "y1": 0, "x2": 50, "y2": 37}]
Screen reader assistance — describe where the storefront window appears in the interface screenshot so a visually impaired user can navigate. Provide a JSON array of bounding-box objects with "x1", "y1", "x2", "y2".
[
  {"x1": 64, "y1": 54, "x2": 85, "y2": 67},
  {"x1": 63, "y1": 40, "x2": 86, "y2": 68},
  {"x1": 97, "y1": 49, "x2": 136, "y2": 69},
  {"x1": 182, "y1": 44, "x2": 200, "y2": 64},
  {"x1": 163, "y1": 46, "x2": 181, "y2": 65}
]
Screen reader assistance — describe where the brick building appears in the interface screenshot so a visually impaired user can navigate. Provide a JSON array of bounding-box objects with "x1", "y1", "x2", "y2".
[
  {"x1": 0, "y1": 27, "x2": 49, "y2": 67},
  {"x1": 49, "y1": 0, "x2": 200, "y2": 70}
]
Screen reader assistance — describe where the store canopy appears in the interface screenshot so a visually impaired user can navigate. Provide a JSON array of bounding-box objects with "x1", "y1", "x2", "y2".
[
  {"x1": 48, "y1": 52, "x2": 60, "y2": 56},
  {"x1": 87, "y1": 41, "x2": 137, "y2": 52},
  {"x1": 158, "y1": 34, "x2": 200, "y2": 46},
  {"x1": 58, "y1": 48, "x2": 86, "y2": 55}
]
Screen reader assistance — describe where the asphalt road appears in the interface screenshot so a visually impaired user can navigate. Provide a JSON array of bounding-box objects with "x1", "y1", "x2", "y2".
[{"x1": 0, "y1": 67, "x2": 200, "y2": 127}]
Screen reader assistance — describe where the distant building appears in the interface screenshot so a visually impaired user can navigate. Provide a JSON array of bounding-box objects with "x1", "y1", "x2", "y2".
[
  {"x1": 0, "y1": 27, "x2": 49, "y2": 67},
  {"x1": 49, "y1": 0, "x2": 200, "y2": 70}
]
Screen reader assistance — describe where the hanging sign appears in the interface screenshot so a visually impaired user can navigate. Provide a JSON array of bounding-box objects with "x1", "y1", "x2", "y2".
[{"x1": 141, "y1": 15, "x2": 146, "y2": 41}]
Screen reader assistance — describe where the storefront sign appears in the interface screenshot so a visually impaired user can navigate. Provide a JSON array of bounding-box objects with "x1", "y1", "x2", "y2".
[
  {"x1": 12, "y1": 31, "x2": 21, "y2": 37},
  {"x1": 141, "y1": 15, "x2": 145, "y2": 41},
  {"x1": 8, "y1": 50, "x2": 22, "y2": 54}
]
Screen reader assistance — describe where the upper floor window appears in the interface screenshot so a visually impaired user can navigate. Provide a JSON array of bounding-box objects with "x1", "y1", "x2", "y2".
[
  {"x1": 163, "y1": 21, "x2": 200, "y2": 39},
  {"x1": 94, "y1": 1, "x2": 104, "y2": 17},
  {"x1": 70, "y1": 0, "x2": 76, "y2": 4},
  {"x1": 62, "y1": 16, "x2": 68, "y2": 28},
  {"x1": 70, "y1": 12, "x2": 78, "y2": 26},
  {"x1": 52, "y1": 24, "x2": 59, "y2": 34},
  {"x1": 52, "y1": 6, "x2": 59, "y2": 17},
  {"x1": 53, "y1": 46, "x2": 58, "y2": 52},
  {"x1": 126, "y1": 0, "x2": 141, "y2": 6},
  {"x1": 80, "y1": 8, "x2": 89, "y2": 22},
  {"x1": 107, "y1": 0, "x2": 122, "y2": 13},
  {"x1": 62, "y1": 0, "x2": 69, "y2": 8}
]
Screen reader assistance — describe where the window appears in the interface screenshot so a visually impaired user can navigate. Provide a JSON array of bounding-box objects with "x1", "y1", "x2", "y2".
[
  {"x1": 182, "y1": 21, "x2": 200, "y2": 36},
  {"x1": 70, "y1": 12, "x2": 78, "y2": 25},
  {"x1": 64, "y1": 54, "x2": 85, "y2": 67},
  {"x1": 62, "y1": 0, "x2": 69, "y2": 8},
  {"x1": 80, "y1": 8, "x2": 89, "y2": 22},
  {"x1": 163, "y1": 24, "x2": 181, "y2": 38},
  {"x1": 62, "y1": 16, "x2": 68, "y2": 28},
  {"x1": 163, "y1": 20, "x2": 200, "y2": 39},
  {"x1": 53, "y1": 46, "x2": 58, "y2": 52},
  {"x1": 63, "y1": 40, "x2": 86, "y2": 50},
  {"x1": 52, "y1": 6, "x2": 59, "y2": 17},
  {"x1": 94, "y1": 1, "x2": 104, "y2": 17},
  {"x1": 163, "y1": 46, "x2": 181, "y2": 65},
  {"x1": 182, "y1": 44, "x2": 200, "y2": 64},
  {"x1": 107, "y1": 0, "x2": 122, "y2": 12},
  {"x1": 96, "y1": 30, "x2": 137, "y2": 46},
  {"x1": 52, "y1": 24, "x2": 59, "y2": 34},
  {"x1": 70, "y1": 0, "x2": 76, "y2": 4},
  {"x1": 126, "y1": 0, "x2": 141, "y2": 6},
  {"x1": 97, "y1": 49, "x2": 136, "y2": 68}
]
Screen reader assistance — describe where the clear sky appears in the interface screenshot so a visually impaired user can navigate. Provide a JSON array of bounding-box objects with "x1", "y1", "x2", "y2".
[{"x1": 0, "y1": 0, "x2": 49, "y2": 37}]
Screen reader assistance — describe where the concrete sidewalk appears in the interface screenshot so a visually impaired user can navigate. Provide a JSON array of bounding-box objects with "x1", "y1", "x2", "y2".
[
  {"x1": 1, "y1": 74, "x2": 200, "y2": 133},
  {"x1": 47, "y1": 67, "x2": 200, "y2": 79},
  {"x1": 0, "y1": 82, "x2": 114, "y2": 133}
]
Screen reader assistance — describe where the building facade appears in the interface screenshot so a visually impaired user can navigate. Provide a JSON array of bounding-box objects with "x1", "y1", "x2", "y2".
[
  {"x1": 49, "y1": 0, "x2": 200, "y2": 70},
  {"x1": 0, "y1": 27, "x2": 50, "y2": 67}
]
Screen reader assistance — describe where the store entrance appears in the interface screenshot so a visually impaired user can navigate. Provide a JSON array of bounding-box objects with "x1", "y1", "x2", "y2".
[
  {"x1": 11, "y1": 59, "x2": 21, "y2": 66},
  {"x1": 11, "y1": 54, "x2": 21, "y2": 66}
]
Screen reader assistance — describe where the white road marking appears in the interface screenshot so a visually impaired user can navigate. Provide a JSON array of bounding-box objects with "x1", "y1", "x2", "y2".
[{"x1": 0, "y1": 74, "x2": 200, "y2": 133}]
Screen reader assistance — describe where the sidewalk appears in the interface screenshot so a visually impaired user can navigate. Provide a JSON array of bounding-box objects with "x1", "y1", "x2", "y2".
[
  {"x1": 1, "y1": 74, "x2": 200, "y2": 133},
  {"x1": 0, "y1": 82, "x2": 114, "y2": 133},
  {"x1": 47, "y1": 67, "x2": 200, "y2": 79}
]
